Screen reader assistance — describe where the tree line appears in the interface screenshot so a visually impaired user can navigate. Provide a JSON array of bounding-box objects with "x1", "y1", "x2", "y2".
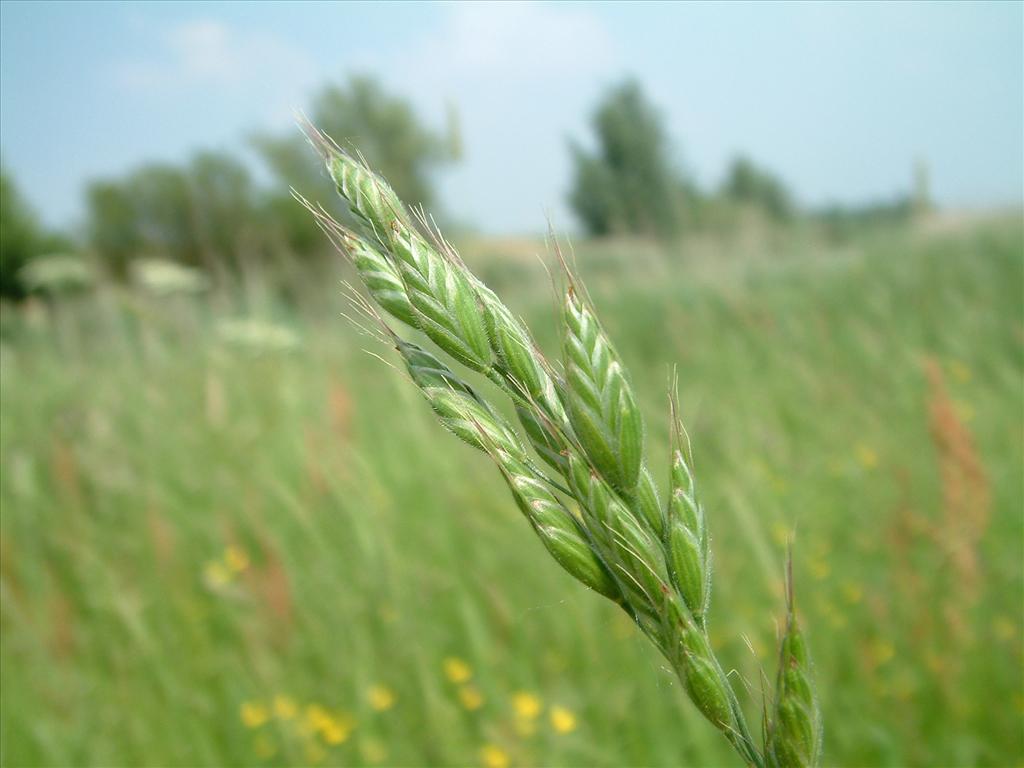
[{"x1": 0, "y1": 76, "x2": 924, "y2": 299}]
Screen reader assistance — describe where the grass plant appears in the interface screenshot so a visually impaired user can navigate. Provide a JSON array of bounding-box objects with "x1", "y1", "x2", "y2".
[
  {"x1": 1, "y1": 175, "x2": 1020, "y2": 768},
  {"x1": 298, "y1": 125, "x2": 822, "y2": 767}
]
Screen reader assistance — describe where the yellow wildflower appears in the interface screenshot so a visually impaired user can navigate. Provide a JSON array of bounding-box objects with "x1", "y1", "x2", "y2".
[
  {"x1": 458, "y1": 685, "x2": 484, "y2": 711},
  {"x1": 240, "y1": 700, "x2": 269, "y2": 729},
  {"x1": 305, "y1": 703, "x2": 332, "y2": 733},
  {"x1": 368, "y1": 684, "x2": 396, "y2": 711},
  {"x1": 273, "y1": 694, "x2": 297, "y2": 720},
  {"x1": 225, "y1": 545, "x2": 250, "y2": 573},
  {"x1": 443, "y1": 656, "x2": 472, "y2": 684},
  {"x1": 855, "y1": 443, "x2": 878, "y2": 469},
  {"x1": 204, "y1": 560, "x2": 231, "y2": 587},
  {"x1": 550, "y1": 705, "x2": 577, "y2": 734},
  {"x1": 512, "y1": 691, "x2": 542, "y2": 719},
  {"x1": 321, "y1": 719, "x2": 351, "y2": 746},
  {"x1": 480, "y1": 744, "x2": 510, "y2": 768}
]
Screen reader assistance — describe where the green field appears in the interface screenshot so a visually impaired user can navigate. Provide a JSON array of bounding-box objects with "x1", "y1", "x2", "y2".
[{"x1": 1, "y1": 216, "x2": 1021, "y2": 767}]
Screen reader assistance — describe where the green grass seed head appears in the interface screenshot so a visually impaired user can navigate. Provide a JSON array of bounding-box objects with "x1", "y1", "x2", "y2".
[
  {"x1": 604, "y1": 501, "x2": 671, "y2": 612},
  {"x1": 422, "y1": 388, "x2": 523, "y2": 457},
  {"x1": 563, "y1": 449, "x2": 667, "y2": 618},
  {"x1": 668, "y1": 447, "x2": 710, "y2": 620},
  {"x1": 497, "y1": 454, "x2": 620, "y2": 601},
  {"x1": 515, "y1": 405, "x2": 569, "y2": 474},
  {"x1": 681, "y1": 647, "x2": 737, "y2": 734},
  {"x1": 387, "y1": 224, "x2": 493, "y2": 372},
  {"x1": 305, "y1": 134, "x2": 823, "y2": 768},
  {"x1": 477, "y1": 285, "x2": 546, "y2": 397},
  {"x1": 767, "y1": 572, "x2": 822, "y2": 768},
  {"x1": 562, "y1": 287, "x2": 643, "y2": 493},
  {"x1": 398, "y1": 340, "x2": 473, "y2": 394},
  {"x1": 668, "y1": 521, "x2": 705, "y2": 620},
  {"x1": 669, "y1": 618, "x2": 745, "y2": 740},
  {"x1": 397, "y1": 340, "x2": 522, "y2": 457},
  {"x1": 345, "y1": 231, "x2": 419, "y2": 328},
  {"x1": 318, "y1": 133, "x2": 492, "y2": 372},
  {"x1": 326, "y1": 152, "x2": 411, "y2": 240},
  {"x1": 475, "y1": 284, "x2": 568, "y2": 424},
  {"x1": 630, "y1": 465, "x2": 665, "y2": 538}
]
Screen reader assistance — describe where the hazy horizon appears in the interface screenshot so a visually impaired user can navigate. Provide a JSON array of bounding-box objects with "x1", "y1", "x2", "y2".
[{"x1": 2, "y1": 0, "x2": 1021, "y2": 234}]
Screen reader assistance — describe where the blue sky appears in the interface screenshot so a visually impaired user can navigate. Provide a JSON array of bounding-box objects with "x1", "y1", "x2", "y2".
[{"x1": 1, "y1": 1, "x2": 1021, "y2": 234}]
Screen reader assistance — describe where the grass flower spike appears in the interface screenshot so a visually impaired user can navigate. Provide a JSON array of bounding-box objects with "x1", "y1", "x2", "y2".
[
  {"x1": 766, "y1": 561, "x2": 822, "y2": 768},
  {"x1": 301, "y1": 126, "x2": 822, "y2": 767},
  {"x1": 668, "y1": 395, "x2": 711, "y2": 623},
  {"x1": 562, "y1": 286, "x2": 644, "y2": 494}
]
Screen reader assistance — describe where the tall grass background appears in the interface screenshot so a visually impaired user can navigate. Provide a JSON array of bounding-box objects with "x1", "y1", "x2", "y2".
[{"x1": 1, "y1": 215, "x2": 1021, "y2": 767}]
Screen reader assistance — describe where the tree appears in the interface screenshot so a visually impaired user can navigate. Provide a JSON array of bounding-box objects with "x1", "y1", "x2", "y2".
[
  {"x1": 85, "y1": 180, "x2": 142, "y2": 275},
  {"x1": 82, "y1": 77, "x2": 457, "y2": 273},
  {"x1": 129, "y1": 165, "x2": 196, "y2": 264},
  {"x1": 721, "y1": 156, "x2": 794, "y2": 222},
  {"x1": 568, "y1": 80, "x2": 686, "y2": 238},
  {"x1": 1, "y1": 165, "x2": 72, "y2": 298},
  {"x1": 1, "y1": 165, "x2": 43, "y2": 298},
  {"x1": 187, "y1": 151, "x2": 259, "y2": 266},
  {"x1": 253, "y1": 75, "x2": 458, "y2": 249},
  {"x1": 86, "y1": 150, "x2": 265, "y2": 274}
]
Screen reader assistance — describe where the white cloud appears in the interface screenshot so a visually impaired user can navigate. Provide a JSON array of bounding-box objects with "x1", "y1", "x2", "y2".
[
  {"x1": 394, "y1": 2, "x2": 616, "y2": 89},
  {"x1": 111, "y1": 19, "x2": 319, "y2": 131},
  {"x1": 166, "y1": 20, "x2": 240, "y2": 81},
  {"x1": 363, "y1": 1, "x2": 620, "y2": 233},
  {"x1": 106, "y1": 4, "x2": 621, "y2": 232},
  {"x1": 114, "y1": 19, "x2": 315, "y2": 104}
]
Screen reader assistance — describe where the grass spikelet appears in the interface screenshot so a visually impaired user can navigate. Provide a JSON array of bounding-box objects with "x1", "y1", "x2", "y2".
[
  {"x1": 320, "y1": 144, "x2": 411, "y2": 239},
  {"x1": 385, "y1": 223, "x2": 494, "y2": 371},
  {"x1": 475, "y1": 281, "x2": 565, "y2": 421},
  {"x1": 515, "y1": 404, "x2": 569, "y2": 474},
  {"x1": 344, "y1": 231, "x2": 420, "y2": 328},
  {"x1": 667, "y1": 386, "x2": 710, "y2": 622},
  {"x1": 562, "y1": 286, "x2": 644, "y2": 494},
  {"x1": 292, "y1": 190, "x2": 419, "y2": 329},
  {"x1": 766, "y1": 555, "x2": 822, "y2": 768},
  {"x1": 309, "y1": 136, "x2": 493, "y2": 372},
  {"x1": 495, "y1": 453, "x2": 621, "y2": 601},
  {"x1": 631, "y1": 465, "x2": 666, "y2": 541},
  {"x1": 395, "y1": 340, "x2": 522, "y2": 458}
]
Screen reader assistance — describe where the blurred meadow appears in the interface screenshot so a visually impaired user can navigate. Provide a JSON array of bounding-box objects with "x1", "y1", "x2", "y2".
[
  {"x1": 1, "y1": 3, "x2": 1023, "y2": 768},
  {"x1": 3, "y1": 213, "x2": 1022, "y2": 767}
]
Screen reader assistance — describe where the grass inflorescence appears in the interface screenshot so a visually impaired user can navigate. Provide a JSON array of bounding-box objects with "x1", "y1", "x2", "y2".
[{"x1": 300, "y1": 124, "x2": 822, "y2": 766}]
